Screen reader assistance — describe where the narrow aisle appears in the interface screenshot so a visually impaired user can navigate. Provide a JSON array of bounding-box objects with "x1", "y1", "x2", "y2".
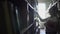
[{"x1": 40, "y1": 29, "x2": 46, "y2": 34}]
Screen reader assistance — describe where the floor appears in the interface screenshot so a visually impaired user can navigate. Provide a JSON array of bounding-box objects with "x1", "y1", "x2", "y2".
[{"x1": 40, "y1": 29, "x2": 46, "y2": 34}]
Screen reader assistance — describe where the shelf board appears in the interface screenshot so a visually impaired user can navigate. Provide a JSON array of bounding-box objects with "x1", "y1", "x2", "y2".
[
  {"x1": 34, "y1": 25, "x2": 39, "y2": 30},
  {"x1": 25, "y1": 0, "x2": 36, "y2": 11},
  {"x1": 47, "y1": 1, "x2": 57, "y2": 11},
  {"x1": 20, "y1": 22, "x2": 34, "y2": 34}
]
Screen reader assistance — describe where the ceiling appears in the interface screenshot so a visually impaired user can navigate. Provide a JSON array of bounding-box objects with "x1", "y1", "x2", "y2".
[
  {"x1": 37, "y1": 0, "x2": 57, "y2": 3},
  {"x1": 38, "y1": 0, "x2": 51, "y2": 3}
]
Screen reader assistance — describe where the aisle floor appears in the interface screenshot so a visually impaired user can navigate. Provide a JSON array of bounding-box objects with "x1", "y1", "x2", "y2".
[{"x1": 40, "y1": 29, "x2": 46, "y2": 34}]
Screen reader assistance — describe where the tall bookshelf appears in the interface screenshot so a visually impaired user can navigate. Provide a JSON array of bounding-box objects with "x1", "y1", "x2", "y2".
[{"x1": 0, "y1": 0, "x2": 40, "y2": 34}]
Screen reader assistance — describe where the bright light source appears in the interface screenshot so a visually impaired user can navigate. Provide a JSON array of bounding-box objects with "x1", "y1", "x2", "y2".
[{"x1": 37, "y1": 3, "x2": 50, "y2": 19}]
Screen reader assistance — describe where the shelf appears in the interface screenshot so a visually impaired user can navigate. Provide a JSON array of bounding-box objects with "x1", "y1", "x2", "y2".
[
  {"x1": 20, "y1": 22, "x2": 34, "y2": 34},
  {"x1": 47, "y1": 1, "x2": 57, "y2": 11},
  {"x1": 34, "y1": 25, "x2": 39, "y2": 30},
  {"x1": 25, "y1": 0, "x2": 36, "y2": 11}
]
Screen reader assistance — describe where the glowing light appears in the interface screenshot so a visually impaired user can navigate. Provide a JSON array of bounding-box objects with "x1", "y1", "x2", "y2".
[{"x1": 37, "y1": 3, "x2": 50, "y2": 19}]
